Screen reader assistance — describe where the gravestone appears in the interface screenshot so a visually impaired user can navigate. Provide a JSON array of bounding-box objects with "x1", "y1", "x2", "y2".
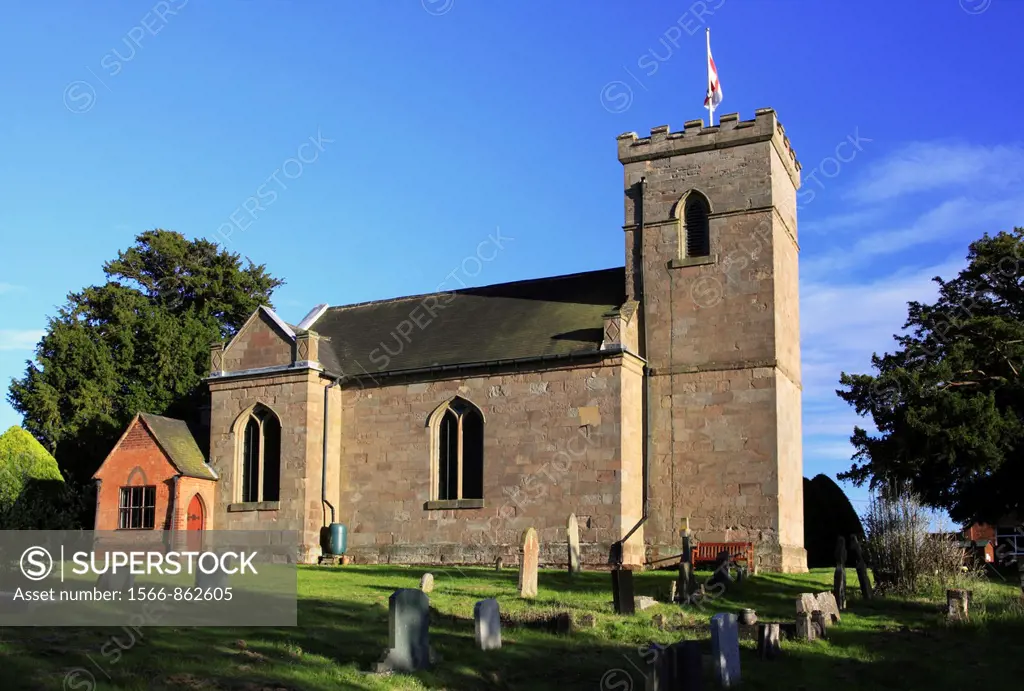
[
  {"x1": 834, "y1": 536, "x2": 847, "y2": 611},
  {"x1": 709, "y1": 551, "x2": 733, "y2": 591},
  {"x1": 494, "y1": 556, "x2": 503, "y2": 571},
  {"x1": 611, "y1": 569, "x2": 635, "y2": 615},
  {"x1": 567, "y1": 513, "x2": 581, "y2": 575},
  {"x1": 652, "y1": 613, "x2": 666, "y2": 630},
  {"x1": 518, "y1": 527, "x2": 539, "y2": 598},
  {"x1": 849, "y1": 535, "x2": 873, "y2": 600},
  {"x1": 710, "y1": 613, "x2": 741, "y2": 688},
  {"x1": 578, "y1": 613, "x2": 596, "y2": 628},
  {"x1": 797, "y1": 592, "x2": 841, "y2": 624},
  {"x1": 650, "y1": 640, "x2": 703, "y2": 691},
  {"x1": 811, "y1": 610, "x2": 828, "y2": 638},
  {"x1": 795, "y1": 612, "x2": 815, "y2": 641},
  {"x1": 757, "y1": 623, "x2": 781, "y2": 660},
  {"x1": 554, "y1": 612, "x2": 572, "y2": 635},
  {"x1": 678, "y1": 524, "x2": 698, "y2": 604},
  {"x1": 473, "y1": 598, "x2": 501, "y2": 650},
  {"x1": 376, "y1": 589, "x2": 430, "y2": 673},
  {"x1": 668, "y1": 580, "x2": 678, "y2": 603},
  {"x1": 947, "y1": 589, "x2": 971, "y2": 621},
  {"x1": 634, "y1": 595, "x2": 657, "y2": 611},
  {"x1": 419, "y1": 573, "x2": 434, "y2": 593}
]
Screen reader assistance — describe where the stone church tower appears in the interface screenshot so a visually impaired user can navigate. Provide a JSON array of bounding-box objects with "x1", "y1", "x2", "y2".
[{"x1": 618, "y1": 109, "x2": 806, "y2": 572}]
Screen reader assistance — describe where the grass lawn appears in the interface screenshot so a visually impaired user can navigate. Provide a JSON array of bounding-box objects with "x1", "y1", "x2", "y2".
[{"x1": 1, "y1": 565, "x2": 1022, "y2": 690}]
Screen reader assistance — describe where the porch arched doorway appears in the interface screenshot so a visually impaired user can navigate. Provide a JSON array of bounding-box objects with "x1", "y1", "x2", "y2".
[{"x1": 186, "y1": 494, "x2": 205, "y2": 552}]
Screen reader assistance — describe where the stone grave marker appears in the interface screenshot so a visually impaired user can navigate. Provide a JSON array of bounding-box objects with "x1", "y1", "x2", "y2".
[
  {"x1": 611, "y1": 568, "x2": 635, "y2": 615},
  {"x1": 811, "y1": 610, "x2": 828, "y2": 638},
  {"x1": 518, "y1": 527, "x2": 539, "y2": 598},
  {"x1": 709, "y1": 551, "x2": 734, "y2": 591},
  {"x1": 947, "y1": 589, "x2": 971, "y2": 621},
  {"x1": 796, "y1": 592, "x2": 840, "y2": 624},
  {"x1": 834, "y1": 536, "x2": 847, "y2": 610},
  {"x1": 495, "y1": 556, "x2": 503, "y2": 571},
  {"x1": 376, "y1": 589, "x2": 430, "y2": 673},
  {"x1": 668, "y1": 580, "x2": 678, "y2": 603},
  {"x1": 634, "y1": 595, "x2": 657, "y2": 611},
  {"x1": 567, "y1": 513, "x2": 581, "y2": 575},
  {"x1": 849, "y1": 535, "x2": 873, "y2": 600},
  {"x1": 795, "y1": 612, "x2": 815, "y2": 641},
  {"x1": 419, "y1": 573, "x2": 434, "y2": 593},
  {"x1": 473, "y1": 598, "x2": 501, "y2": 650},
  {"x1": 757, "y1": 623, "x2": 781, "y2": 660},
  {"x1": 554, "y1": 612, "x2": 572, "y2": 635},
  {"x1": 651, "y1": 640, "x2": 703, "y2": 691},
  {"x1": 710, "y1": 613, "x2": 741, "y2": 688}
]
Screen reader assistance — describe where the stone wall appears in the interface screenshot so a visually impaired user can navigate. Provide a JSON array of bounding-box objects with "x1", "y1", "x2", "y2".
[{"x1": 337, "y1": 356, "x2": 643, "y2": 567}]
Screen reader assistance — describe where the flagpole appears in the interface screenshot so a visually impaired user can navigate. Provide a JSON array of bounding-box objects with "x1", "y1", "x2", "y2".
[{"x1": 706, "y1": 28, "x2": 714, "y2": 127}]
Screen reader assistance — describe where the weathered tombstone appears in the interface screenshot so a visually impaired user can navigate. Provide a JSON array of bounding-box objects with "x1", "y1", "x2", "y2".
[
  {"x1": 757, "y1": 623, "x2": 781, "y2": 659},
  {"x1": 652, "y1": 613, "x2": 666, "y2": 630},
  {"x1": 947, "y1": 589, "x2": 971, "y2": 621},
  {"x1": 473, "y1": 598, "x2": 501, "y2": 650},
  {"x1": 611, "y1": 568, "x2": 636, "y2": 615},
  {"x1": 554, "y1": 612, "x2": 572, "y2": 635},
  {"x1": 709, "y1": 550, "x2": 734, "y2": 591},
  {"x1": 668, "y1": 580, "x2": 678, "y2": 603},
  {"x1": 795, "y1": 612, "x2": 815, "y2": 641},
  {"x1": 816, "y1": 592, "x2": 841, "y2": 623},
  {"x1": 518, "y1": 527, "x2": 539, "y2": 598},
  {"x1": 811, "y1": 610, "x2": 828, "y2": 638},
  {"x1": 419, "y1": 573, "x2": 434, "y2": 593},
  {"x1": 494, "y1": 556, "x2": 503, "y2": 571},
  {"x1": 650, "y1": 640, "x2": 703, "y2": 691},
  {"x1": 635, "y1": 595, "x2": 657, "y2": 611},
  {"x1": 849, "y1": 535, "x2": 873, "y2": 600},
  {"x1": 678, "y1": 519, "x2": 698, "y2": 603},
  {"x1": 796, "y1": 593, "x2": 817, "y2": 614},
  {"x1": 833, "y1": 536, "x2": 847, "y2": 611},
  {"x1": 710, "y1": 613, "x2": 741, "y2": 688},
  {"x1": 566, "y1": 513, "x2": 581, "y2": 575},
  {"x1": 376, "y1": 589, "x2": 430, "y2": 673}
]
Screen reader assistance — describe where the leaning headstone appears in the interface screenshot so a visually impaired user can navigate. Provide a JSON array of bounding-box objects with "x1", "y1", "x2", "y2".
[
  {"x1": 710, "y1": 613, "x2": 741, "y2": 688},
  {"x1": 834, "y1": 536, "x2": 847, "y2": 611},
  {"x1": 815, "y1": 592, "x2": 841, "y2": 623},
  {"x1": 795, "y1": 612, "x2": 815, "y2": 641},
  {"x1": 611, "y1": 568, "x2": 635, "y2": 615},
  {"x1": 947, "y1": 589, "x2": 971, "y2": 621},
  {"x1": 811, "y1": 610, "x2": 828, "y2": 638},
  {"x1": 650, "y1": 640, "x2": 703, "y2": 691},
  {"x1": 796, "y1": 593, "x2": 818, "y2": 614},
  {"x1": 709, "y1": 551, "x2": 734, "y2": 591},
  {"x1": 849, "y1": 535, "x2": 873, "y2": 600},
  {"x1": 757, "y1": 623, "x2": 781, "y2": 660},
  {"x1": 473, "y1": 598, "x2": 501, "y2": 650},
  {"x1": 668, "y1": 580, "x2": 678, "y2": 603},
  {"x1": 376, "y1": 589, "x2": 430, "y2": 673},
  {"x1": 567, "y1": 513, "x2": 581, "y2": 575},
  {"x1": 518, "y1": 527, "x2": 539, "y2": 598},
  {"x1": 494, "y1": 556, "x2": 503, "y2": 571},
  {"x1": 419, "y1": 573, "x2": 434, "y2": 593}
]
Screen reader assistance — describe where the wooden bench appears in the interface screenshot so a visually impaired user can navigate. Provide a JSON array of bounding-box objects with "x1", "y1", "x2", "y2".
[{"x1": 691, "y1": 542, "x2": 755, "y2": 572}]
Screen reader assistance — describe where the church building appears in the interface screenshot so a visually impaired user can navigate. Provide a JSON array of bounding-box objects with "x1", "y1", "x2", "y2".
[{"x1": 94, "y1": 109, "x2": 807, "y2": 572}]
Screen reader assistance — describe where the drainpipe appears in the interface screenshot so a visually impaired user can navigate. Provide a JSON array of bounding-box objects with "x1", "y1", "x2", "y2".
[
  {"x1": 614, "y1": 176, "x2": 651, "y2": 565},
  {"x1": 322, "y1": 376, "x2": 341, "y2": 527}
]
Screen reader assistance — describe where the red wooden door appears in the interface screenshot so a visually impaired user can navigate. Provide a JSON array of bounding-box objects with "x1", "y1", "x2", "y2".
[{"x1": 186, "y1": 494, "x2": 204, "y2": 552}]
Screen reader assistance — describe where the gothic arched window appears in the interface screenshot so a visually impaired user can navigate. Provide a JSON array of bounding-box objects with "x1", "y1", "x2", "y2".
[
  {"x1": 431, "y1": 397, "x2": 484, "y2": 501},
  {"x1": 683, "y1": 192, "x2": 711, "y2": 258},
  {"x1": 240, "y1": 404, "x2": 281, "y2": 503}
]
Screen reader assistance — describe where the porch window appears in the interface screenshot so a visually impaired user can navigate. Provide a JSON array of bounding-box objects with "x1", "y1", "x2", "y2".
[{"x1": 118, "y1": 486, "x2": 156, "y2": 530}]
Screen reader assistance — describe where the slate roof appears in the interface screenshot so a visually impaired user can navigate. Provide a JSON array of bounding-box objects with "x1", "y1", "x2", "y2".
[
  {"x1": 139, "y1": 413, "x2": 218, "y2": 481},
  {"x1": 310, "y1": 267, "x2": 627, "y2": 377}
]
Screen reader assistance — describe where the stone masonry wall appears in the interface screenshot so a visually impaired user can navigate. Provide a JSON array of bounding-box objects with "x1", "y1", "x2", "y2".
[
  {"x1": 618, "y1": 110, "x2": 807, "y2": 571},
  {"x1": 337, "y1": 356, "x2": 641, "y2": 567}
]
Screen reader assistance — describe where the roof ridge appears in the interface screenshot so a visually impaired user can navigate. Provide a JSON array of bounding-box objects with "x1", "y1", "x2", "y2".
[{"x1": 323, "y1": 266, "x2": 625, "y2": 313}]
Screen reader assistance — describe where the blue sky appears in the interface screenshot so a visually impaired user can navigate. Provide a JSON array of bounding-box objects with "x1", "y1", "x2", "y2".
[{"x1": 1, "y1": 0, "x2": 1022, "y2": 513}]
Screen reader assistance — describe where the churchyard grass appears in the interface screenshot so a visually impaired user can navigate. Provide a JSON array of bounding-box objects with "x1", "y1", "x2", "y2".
[{"x1": 1, "y1": 565, "x2": 1021, "y2": 689}]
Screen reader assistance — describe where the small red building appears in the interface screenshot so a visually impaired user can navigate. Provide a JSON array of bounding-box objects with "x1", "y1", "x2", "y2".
[
  {"x1": 93, "y1": 413, "x2": 218, "y2": 541},
  {"x1": 965, "y1": 515, "x2": 1022, "y2": 564}
]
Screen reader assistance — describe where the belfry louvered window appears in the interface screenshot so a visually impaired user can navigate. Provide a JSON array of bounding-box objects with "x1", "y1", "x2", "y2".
[{"x1": 683, "y1": 193, "x2": 711, "y2": 257}]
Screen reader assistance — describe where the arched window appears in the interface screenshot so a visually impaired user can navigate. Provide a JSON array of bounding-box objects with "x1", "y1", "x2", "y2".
[
  {"x1": 683, "y1": 192, "x2": 711, "y2": 258},
  {"x1": 239, "y1": 405, "x2": 281, "y2": 503},
  {"x1": 431, "y1": 397, "x2": 484, "y2": 501}
]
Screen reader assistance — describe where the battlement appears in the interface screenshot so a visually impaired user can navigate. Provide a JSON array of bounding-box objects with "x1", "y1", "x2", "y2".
[{"x1": 617, "y1": 108, "x2": 800, "y2": 184}]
